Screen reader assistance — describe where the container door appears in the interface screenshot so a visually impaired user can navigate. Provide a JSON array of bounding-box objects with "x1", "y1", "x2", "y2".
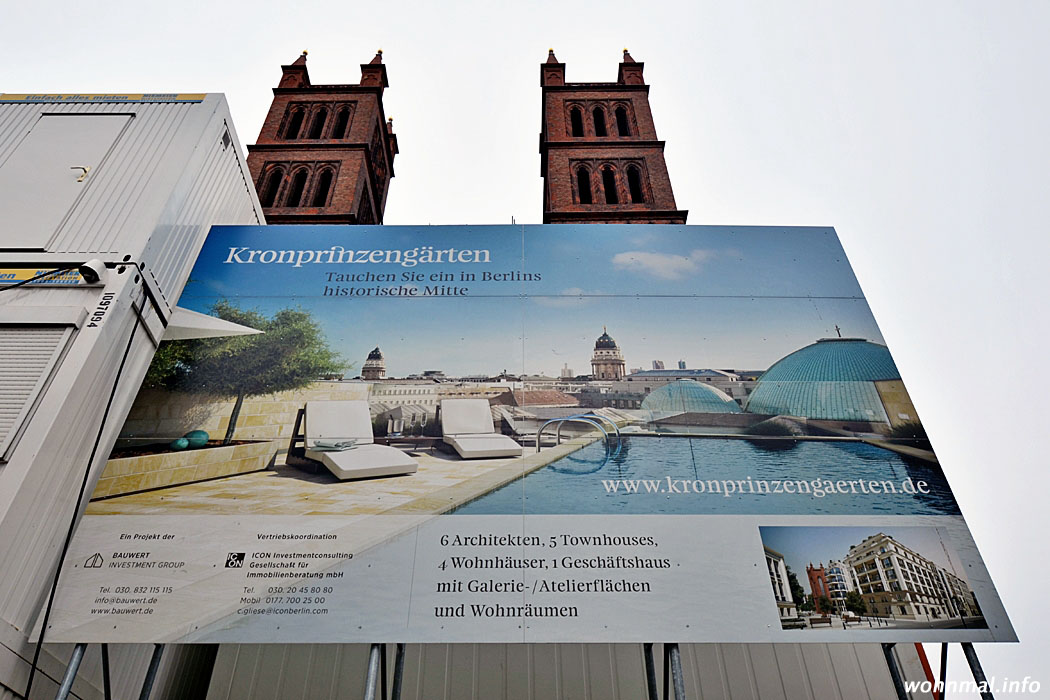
[{"x1": 0, "y1": 113, "x2": 132, "y2": 250}]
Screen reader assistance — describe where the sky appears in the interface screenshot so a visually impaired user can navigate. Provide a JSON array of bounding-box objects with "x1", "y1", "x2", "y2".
[
  {"x1": 5, "y1": 0, "x2": 1049, "y2": 693},
  {"x1": 184, "y1": 224, "x2": 881, "y2": 376}
]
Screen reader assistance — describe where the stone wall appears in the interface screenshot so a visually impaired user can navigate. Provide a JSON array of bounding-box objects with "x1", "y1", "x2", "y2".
[{"x1": 117, "y1": 381, "x2": 370, "y2": 448}]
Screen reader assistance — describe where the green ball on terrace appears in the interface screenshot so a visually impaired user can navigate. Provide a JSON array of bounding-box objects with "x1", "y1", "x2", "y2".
[
  {"x1": 184, "y1": 430, "x2": 209, "y2": 448},
  {"x1": 169, "y1": 437, "x2": 190, "y2": 451}
]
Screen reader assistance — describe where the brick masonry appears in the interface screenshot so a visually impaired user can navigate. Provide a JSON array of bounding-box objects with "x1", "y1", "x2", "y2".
[
  {"x1": 246, "y1": 51, "x2": 398, "y2": 224},
  {"x1": 540, "y1": 50, "x2": 688, "y2": 224}
]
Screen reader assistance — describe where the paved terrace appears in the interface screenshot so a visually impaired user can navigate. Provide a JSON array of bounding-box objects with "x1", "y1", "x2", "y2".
[{"x1": 85, "y1": 438, "x2": 595, "y2": 517}]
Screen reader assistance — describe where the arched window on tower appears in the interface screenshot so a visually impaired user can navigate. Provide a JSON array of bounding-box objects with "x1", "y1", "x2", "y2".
[
  {"x1": 570, "y1": 107, "x2": 584, "y2": 137},
  {"x1": 285, "y1": 169, "x2": 309, "y2": 207},
  {"x1": 308, "y1": 108, "x2": 328, "y2": 139},
  {"x1": 332, "y1": 107, "x2": 351, "y2": 139},
  {"x1": 576, "y1": 167, "x2": 592, "y2": 204},
  {"x1": 312, "y1": 169, "x2": 334, "y2": 207},
  {"x1": 284, "y1": 109, "x2": 305, "y2": 139},
  {"x1": 593, "y1": 108, "x2": 607, "y2": 137},
  {"x1": 602, "y1": 166, "x2": 619, "y2": 204},
  {"x1": 626, "y1": 165, "x2": 645, "y2": 203},
  {"x1": 615, "y1": 106, "x2": 631, "y2": 136},
  {"x1": 259, "y1": 168, "x2": 284, "y2": 207}
]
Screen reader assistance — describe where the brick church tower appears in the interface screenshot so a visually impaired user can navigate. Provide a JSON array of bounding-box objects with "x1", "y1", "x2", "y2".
[
  {"x1": 807, "y1": 563, "x2": 831, "y2": 614},
  {"x1": 247, "y1": 51, "x2": 398, "y2": 224},
  {"x1": 539, "y1": 50, "x2": 687, "y2": 224}
]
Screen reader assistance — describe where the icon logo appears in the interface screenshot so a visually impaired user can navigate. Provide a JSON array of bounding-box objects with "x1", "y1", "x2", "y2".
[
  {"x1": 225, "y1": 553, "x2": 245, "y2": 568},
  {"x1": 84, "y1": 553, "x2": 103, "y2": 568}
]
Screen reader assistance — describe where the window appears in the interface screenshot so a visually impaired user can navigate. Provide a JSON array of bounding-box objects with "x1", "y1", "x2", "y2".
[
  {"x1": 576, "y1": 167, "x2": 592, "y2": 204},
  {"x1": 615, "y1": 106, "x2": 631, "y2": 136},
  {"x1": 626, "y1": 165, "x2": 644, "y2": 203},
  {"x1": 308, "y1": 108, "x2": 328, "y2": 139},
  {"x1": 602, "y1": 167, "x2": 618, "y2": 204},
  {"x1": 593, "y1": 108, "x2": 607, "y2": 137},
  {"x1": 312, "y1": 169, "x2": 334, "y2": 207},
  {"x1": 570, "y1": 107, "x2": 584, "y2": 137},
  {"x1": 332, "y1": 107, "x2": 351, "y2": 139},
  {"x1": 284, "y1": 109, "x2": 305, "y2": 139},
  {"x1": 259, "y1": 168, "x2": 284, "y2": 207},
  {"x1": 285, "y1": 169, "x2": 309, "y2": 207}
]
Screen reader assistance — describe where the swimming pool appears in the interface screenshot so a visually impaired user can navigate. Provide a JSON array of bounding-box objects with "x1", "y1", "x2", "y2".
[{"x1": 452, "y1": 436, "x2": 959, "y2": 516}]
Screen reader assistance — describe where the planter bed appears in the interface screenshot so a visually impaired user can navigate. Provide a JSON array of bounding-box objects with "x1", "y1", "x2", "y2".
[{"x1": 93, "y1": 440, "x2": 277, "y2": 499}]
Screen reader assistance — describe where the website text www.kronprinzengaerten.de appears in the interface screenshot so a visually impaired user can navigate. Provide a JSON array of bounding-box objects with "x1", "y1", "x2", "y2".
[{"x1": 601, "y1": 476, "x2": 931, "y2": 497}]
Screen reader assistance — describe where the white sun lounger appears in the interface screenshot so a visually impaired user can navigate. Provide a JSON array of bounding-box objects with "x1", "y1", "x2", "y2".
[
  {"x1": 440, "y1": 399, "x2": 523, "y2": 459},
  {"x1": 303, "y1": 401, "x2": 417, "y2": 480}
]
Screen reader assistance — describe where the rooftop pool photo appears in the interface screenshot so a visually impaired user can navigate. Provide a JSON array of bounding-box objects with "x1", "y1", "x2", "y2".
[{"x1": 452, "y1": 436, "x2": 960, "y2": 516}]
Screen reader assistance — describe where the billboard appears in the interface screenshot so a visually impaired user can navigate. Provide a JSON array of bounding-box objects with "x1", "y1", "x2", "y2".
[{"x1": 42, "y1": 225, "x2": 1014, "y2": 643}]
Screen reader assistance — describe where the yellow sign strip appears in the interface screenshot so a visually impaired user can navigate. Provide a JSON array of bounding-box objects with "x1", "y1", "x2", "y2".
[
  {"x1": 0, "y1": 269, "x2": 83, "y2": 285},
  {"x1": 0, "y1": 94, "x2": 206, "y2": 103}
]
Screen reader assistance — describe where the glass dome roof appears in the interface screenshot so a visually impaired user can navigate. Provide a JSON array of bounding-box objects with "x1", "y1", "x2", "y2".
[
  {"x1": 744, "y1": 338, "x2": 901, "y2": 421},
  {"x1": 367, "y1": 346, "x2": 384, "y2": 360},
  {"x1": 641, "y1": 380, "x2": 741, "y2": 414}
]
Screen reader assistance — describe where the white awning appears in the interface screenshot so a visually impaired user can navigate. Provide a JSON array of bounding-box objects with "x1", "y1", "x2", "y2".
[{"x1": 163, "y1": 306, "x2": 263, "y2": 341}]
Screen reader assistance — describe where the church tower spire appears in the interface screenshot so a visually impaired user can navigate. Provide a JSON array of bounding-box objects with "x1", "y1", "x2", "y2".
[
  {"x1": 247, "y1": 51, "x2": 398, "y2": 224},
  {"x1": 539, "y1": 50, "x2": 687, "y2": 224}
]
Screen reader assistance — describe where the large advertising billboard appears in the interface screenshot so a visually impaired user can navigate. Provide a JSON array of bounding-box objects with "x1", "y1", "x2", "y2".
[{"x1": 42, "y1": 225, "x2": 1014, "y2": 643}]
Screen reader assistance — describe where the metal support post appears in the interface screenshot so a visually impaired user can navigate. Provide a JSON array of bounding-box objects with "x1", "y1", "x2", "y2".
[
  {"x1": 55, "y1": 643, "x2": 88, "y2": 700},
  {"x1": 363, "y1": 643, "x2": 382, "y2": 700},
  {"x1": 961, "y1": 642, "x2": 995, "y2": 700},
  {"x1": 643, "y1": 643, "x2": 659, "y2": 700},
  {"x1": 667, "y1": 644, "x2": 686, "y2": 700},
  {"x1": 380, "y1": 644, "x2": 388, "y2": 700},
  {"x1": 881, "y1": 643, "x2": 909, "y2": 700},
  {"x1": 138, "y1": 644, "x2": 165, "y2": 700},
  {"x1": 102, "y1": 643, "x2": 113, "y2": 700},
  {"x1": 391, "y1": 643, "x2": 406, "y2": 700},
  {"x1": 938, "y1": 642, "x2": 948, "y2": 700},
  {"x1": 662, "y1": 643, "x2": 686, "y2": 700}
]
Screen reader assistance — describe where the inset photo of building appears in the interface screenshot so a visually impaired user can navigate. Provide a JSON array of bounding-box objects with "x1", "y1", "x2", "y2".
[{"x1": 759, "y1": 526, "x2": 986, "y2": 631}]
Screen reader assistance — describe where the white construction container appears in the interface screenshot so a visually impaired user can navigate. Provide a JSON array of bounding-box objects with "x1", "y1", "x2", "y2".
[{"x1": 0, "y1": 93, "x2": 262, "y2": 699}]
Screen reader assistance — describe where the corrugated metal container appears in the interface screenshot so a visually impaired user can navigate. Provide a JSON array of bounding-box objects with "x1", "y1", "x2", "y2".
[
  {"x1": 0, "y1": 94, "x2": 262, "y2": 700},
  {"x1": 205, "y1": 642, "x2": 934, "y2": 700}
]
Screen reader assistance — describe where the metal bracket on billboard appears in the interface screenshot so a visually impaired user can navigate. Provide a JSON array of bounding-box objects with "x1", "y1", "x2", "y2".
[
  {"x1": 643, "y1": 643, "x2": 687, "y2": 700},
  {"x1": 363, "y1": 643, "x2": 406, "y2": 700},
  {"x1": 54, "y1": 643, "x2": 164, "y2": 700}
]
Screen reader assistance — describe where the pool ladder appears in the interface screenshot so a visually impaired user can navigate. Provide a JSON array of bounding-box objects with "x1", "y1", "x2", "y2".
[{"x1": 535, "y1": 414, "x2": 621, "y2": 452}]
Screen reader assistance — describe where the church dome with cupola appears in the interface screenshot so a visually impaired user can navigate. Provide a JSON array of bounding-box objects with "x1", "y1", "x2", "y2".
[
  {"x1": 590, "y1": 327, "x2": 625, "y2": 380},
  {"x1": 362, "y1": 346, "x2": 386, "y2": 380}
]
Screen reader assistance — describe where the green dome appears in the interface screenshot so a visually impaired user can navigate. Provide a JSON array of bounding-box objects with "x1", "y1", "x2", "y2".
[
  {"x1": 594, "y1": 329, "x2": 619, "y2": 350},
  {"x1": 641, "y1": 380, "x2": 741, "y2": 414},
  {"x1": 744, "y1": 338, "x2": 901, "y2": 422}
]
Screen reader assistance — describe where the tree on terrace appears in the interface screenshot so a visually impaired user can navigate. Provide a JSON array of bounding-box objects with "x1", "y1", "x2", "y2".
[{"x1": 144, "y1": 300, "x2": 347, "y2": 444}]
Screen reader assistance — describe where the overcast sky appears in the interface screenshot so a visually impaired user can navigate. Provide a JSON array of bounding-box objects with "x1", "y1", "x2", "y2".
[{"x1": 6, "y1": 1, "x2": 1048, "y2": 692}]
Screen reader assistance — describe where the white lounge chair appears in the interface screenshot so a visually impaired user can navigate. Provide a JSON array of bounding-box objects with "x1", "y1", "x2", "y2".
[
  {"x1": 303, "y1": 401, "x2": 418, "y2": 480},
  {"x1": 440, "y1": 399, "x2": 523, "y2": 459}
]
